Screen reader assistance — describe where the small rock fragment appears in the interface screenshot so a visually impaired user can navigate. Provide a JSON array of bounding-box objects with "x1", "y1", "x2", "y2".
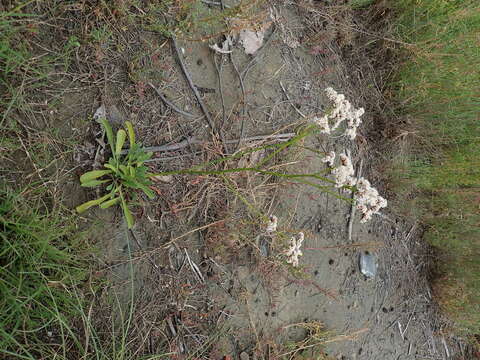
[
  {"x1": 239, "y1": 29, "x2": 265, "y2": 55},
  {"x1": 153, "y1": 175, "x2": 173, "y2": 183},
  {"x1": 359, "y1": 251, "x2": 377, "y2": 278},
  {"x1": 93, "y1": 104, "x2": 106, "y2": 122}
]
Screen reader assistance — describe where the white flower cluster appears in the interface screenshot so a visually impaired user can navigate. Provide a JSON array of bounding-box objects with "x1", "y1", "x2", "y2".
[
  {"x1": 312, "y1": 114, "x2": 330, "y2": 134},
  {"x1": 266, "y1": 215, "x2": 278, "y2": 234},
  {"x1": 355, "y1": 178, "x2": 387, "y2": 223},
  {"x1": 332, "y1": 152, "x2": 356, "y2": 189},
  {"x1": 321, "y1": 151, "x2": 336, "y2": 167},
  {"x1": 326, "y1": 152, "x2": 387, "y2": 222},
  {"x1": 285, "y1": 232, "x2": 304, "y2": 267},
  {"x1": 313, "y1": 88, "x2": 365, "y2": 140}
]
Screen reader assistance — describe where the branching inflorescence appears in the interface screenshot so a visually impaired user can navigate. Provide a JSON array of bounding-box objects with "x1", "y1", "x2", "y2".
[
  {"x1": 314, "y1": 87, "x2": 387, "y2": 224},
  {"x1": 285, "y1": 232, "x2": 304, "y2": 267},
  {"x1": 312, "y1": 87, "x2": 365, "y2": 140},
  {"x1": 269, "y1": 88, "x2": 387, "y2": 267}
]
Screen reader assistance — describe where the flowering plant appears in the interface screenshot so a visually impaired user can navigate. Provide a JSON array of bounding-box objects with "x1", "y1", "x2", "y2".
[{"x1": 77, "y1": 88, "x2": 386, "y2": 235}]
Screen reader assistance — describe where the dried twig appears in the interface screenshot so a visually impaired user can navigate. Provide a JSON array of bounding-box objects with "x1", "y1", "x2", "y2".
[
  {"x1": 279, "y1": 81, "x2": 307, "y2": 119},
  {"x1": 212, "y1": 52, "x2": 230, "y2": 153},
  {"x1": 148, "y1": 82, "x2": 196, "y2": 118},
  {"x1": 441, "y1": 337, "x2": 450, "y2": 358},
  {"x1": 347, "y1": 158, "x2": 363, "y2": 241},
  {"x1": 201, "y1": 0, "x2": 230, "y2": 8},
  {"x1": 397, "y1": 321, "x2": 405, "y2": 341},
  {"x1": 213, "y1": 54, "x2": 227, "y2": 128},
  {"x1": 184, "y1": 248, "x2": 205, "y2": 284},
  {"x1": 171, "y1": 37, "x2": 215, "y2": 130},
  {"x1": 121, "y1": 133, "x2": 295, "y2": 154},
  {"x1": 229, "y1": 52, "x2": 247, "y2": 151}
]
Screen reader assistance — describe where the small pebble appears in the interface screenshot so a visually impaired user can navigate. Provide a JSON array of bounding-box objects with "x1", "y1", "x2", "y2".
[{"x1": 153, "y1": 175, "x2": 173, "y2": 183}]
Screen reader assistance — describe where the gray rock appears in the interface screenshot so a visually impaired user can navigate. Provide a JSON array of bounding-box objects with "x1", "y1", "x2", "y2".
[{"x1": 359, "y1": 251, "x2": 377, "y2": 278}]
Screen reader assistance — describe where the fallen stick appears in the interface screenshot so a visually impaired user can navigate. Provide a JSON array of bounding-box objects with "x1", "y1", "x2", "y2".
[
  {"x1": 201, "y1": 0, "x2": 230, "y2": 7},
  {"x1": 441, "y1": 337, "x2": 450, "y2": 358},
  {"x1": 120, "y1": 133, "x2": 295, "y2": 154},
  {"x1": 171, "y1": 36, "x2": 215, "y2": 130},
  {"x1": 305, "y1": 240, "x2": 383, "y2": 251},
  {"x1": 229, "y1": 52, "x2": 246, "y2": 151},
  {"x1": 148, "y1": 82, "x2": 196, "y2": 118},
  {"x1": 347, "y1": 158, "x2": 363, "y2": 241},
  {"x1": 279, "y1": 81, "x2": 307, "y2": 119},
  {"x1": 184, "y1": 248, "x2": 205, "y2": 284},
  {"x1": 213, "y1": 53, "x2": 227, "y2": 128}
]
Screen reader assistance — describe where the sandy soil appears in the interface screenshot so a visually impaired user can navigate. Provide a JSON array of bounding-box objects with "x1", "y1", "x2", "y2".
[{"x1": 62, "y1": 1, "x2": 473, "y2": 359}]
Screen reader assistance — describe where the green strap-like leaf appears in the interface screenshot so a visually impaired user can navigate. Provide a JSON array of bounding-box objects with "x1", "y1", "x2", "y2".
[
  {"x1": 100, "y1": 118, "x2": 115, "y2": 157},
  {"x1": 80, "y1": 179, "x2": 111, "y2": 188},
  {"x1": 76, "y1": 194, "x2": 111, "y2": 213},
  {"x1": 120, "y1": 193, "x2": 134, "y2": 228},
  {"x1": 115, "y1": 129, "x2": 127, "y2": 156},
  {"x1": 104, "y1": 163, "x2": 119, "y2": 174},
  {"x1": 99, "y1": 197, "x2": 121, "y2": 209},
  {"x1": 79, "y1": 169, "x2": 112, "y2": 183},
  {"x1": 125, "y1": 121, "x2": 135, "y2": 146},
  {"x1": 137, "y1": 183, "x2": 155, "y2": 199}
]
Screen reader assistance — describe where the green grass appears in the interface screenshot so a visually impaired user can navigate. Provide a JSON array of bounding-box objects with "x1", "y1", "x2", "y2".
[
  {"x1": 349, "y1": 0, "x2": 376, "y2": 10},
  {"x1": 0, "y1": 186, "x2": 86, "y2": 359},
  {"x1": 390, "y1": 0, "x2": 480, "y2": 333},
  {"x1": 0, "y1": 184, "x2": 160, "y2": 359},
  {"x1": 0, "y1": 6, "x2": 142, "y2": 357}
]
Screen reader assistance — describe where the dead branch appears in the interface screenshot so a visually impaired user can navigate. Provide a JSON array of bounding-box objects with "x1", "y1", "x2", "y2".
[
  {"x1": 123, "y1": 133, "x2": 295, "y2": 154},
  {"x1": 347, "y1": 158, "x2": 363, "y2": 241},
  {"x1": 279, "y1": 81, "x2": 307, "y2": 119},
  {"x1": 171, "y1": 36, "x2": 215, "y2": 130},
  {"x1": 148, "y1": 82, "x2": 196, "y2": 118}
]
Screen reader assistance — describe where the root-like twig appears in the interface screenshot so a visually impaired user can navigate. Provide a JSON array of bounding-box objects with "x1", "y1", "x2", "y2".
[
  {"x1": 279, "y1": 81, "x2": 307, "y2": 119},
  {"x1": 229, "y1": 52, "x2": 247, "y2": 151},
  {"x1": 171, "y1": 37, "x2": 215, "y2": 130},
  {"x1": 123, "y1": 133, "x2": 295, "y2": 154},
  {"x1": 148, "y1": 82, "x2": 196, "y2": 118},
  {"x1": 347, "y1": 158, "x2": 363, "y2": 241}
]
